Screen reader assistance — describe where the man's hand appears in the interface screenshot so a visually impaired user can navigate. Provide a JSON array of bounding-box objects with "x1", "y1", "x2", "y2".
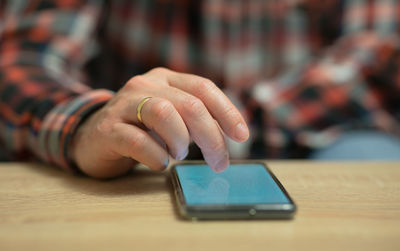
[{"x1": 69, "y1": 68, "x2": 249, "y2": 178}]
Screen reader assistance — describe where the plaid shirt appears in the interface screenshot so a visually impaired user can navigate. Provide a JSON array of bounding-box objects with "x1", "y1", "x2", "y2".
[{"x1": 1, "y1": 0, "x2": 400, "y2": 172}]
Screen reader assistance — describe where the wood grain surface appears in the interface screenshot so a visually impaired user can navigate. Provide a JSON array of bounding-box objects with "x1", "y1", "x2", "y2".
[{"x1": 0, "y1": 161, "x2": 399, "y2": 251}]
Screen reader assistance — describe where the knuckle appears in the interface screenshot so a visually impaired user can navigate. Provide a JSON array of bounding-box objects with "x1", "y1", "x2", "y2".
[
  {"x1": 125, "y1": 75, "x2": 146, "y2": 90},
  {"x1": 126, "y1": 131, "x2": 147, "y2": 150},
  {"x1": 208, "y1": 139, "x2": 226, "y2": 153},
  {"x1": 149, "y1": 67, "x2": 169, "y2": 75},
  {"x1": 222, "y1": 105, "x2": 238, "y2": 120},
  {"x1": 181, "y1": 96, "x2": 206, "y2": 117},
  {"x1": 150, "y1": 100, "x2": 175, "y2": 122},
  {"x1": 192, "y1": 78, "x2": 215, "y2": 96}
]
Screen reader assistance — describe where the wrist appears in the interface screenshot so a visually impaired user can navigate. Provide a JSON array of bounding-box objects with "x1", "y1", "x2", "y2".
[{"x1": 60, "y1": 90, "x2": 114, "y2": 172}]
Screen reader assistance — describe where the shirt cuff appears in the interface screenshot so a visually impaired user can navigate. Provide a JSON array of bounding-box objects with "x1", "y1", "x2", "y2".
[{"x1": 38, "y1": 89, "x2": 114, "y2": 173}]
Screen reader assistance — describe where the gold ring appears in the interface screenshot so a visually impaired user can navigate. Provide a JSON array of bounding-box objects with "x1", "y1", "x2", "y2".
[{"x1": 136, "y1": 97, "x2": 152, "y2": 123}]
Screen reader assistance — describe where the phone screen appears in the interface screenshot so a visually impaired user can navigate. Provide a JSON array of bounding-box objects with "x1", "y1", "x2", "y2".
[{"x1": 174, "y1": 163, "x2": 291, "y2": 206}]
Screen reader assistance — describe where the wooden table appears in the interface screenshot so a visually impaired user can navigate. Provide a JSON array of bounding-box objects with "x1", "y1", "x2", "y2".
[{"x1": 0, "y1": 161, "x2": 399, "y2": 251}]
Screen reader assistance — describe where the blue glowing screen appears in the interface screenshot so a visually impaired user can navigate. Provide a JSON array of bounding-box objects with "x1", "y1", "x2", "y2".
[{"x1": 175, "y1": 164, "x2": 290, "y2": 205}]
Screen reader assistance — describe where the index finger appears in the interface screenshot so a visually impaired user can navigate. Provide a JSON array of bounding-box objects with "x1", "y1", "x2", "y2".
[{"x1": 164, "y1": 70, "x2": 250, "y2": 142}]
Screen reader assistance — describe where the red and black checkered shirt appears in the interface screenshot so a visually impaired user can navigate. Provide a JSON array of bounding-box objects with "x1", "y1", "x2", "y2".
[{"x1": 1, "y1": 0, "x2": 400, "y2": 172}]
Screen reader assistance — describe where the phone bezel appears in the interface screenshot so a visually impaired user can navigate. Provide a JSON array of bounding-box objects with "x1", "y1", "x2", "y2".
[{"x1": 170, "y1": 160, "x2": 297, "y2": 220}]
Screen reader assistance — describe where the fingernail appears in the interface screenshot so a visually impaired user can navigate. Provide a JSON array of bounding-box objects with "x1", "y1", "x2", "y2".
[
  {"x1": 176, "y1": 148, "x2": 189, "y2": 161},
  {"x1": 213, "y1": 156, "x2": 229, "y2": 173},
  {"x1": 164, "y1": 156, "x2": 170, "y2": 167},
  {"x1": 235, "y1": 122, "x2": 249, "y2": 141}
]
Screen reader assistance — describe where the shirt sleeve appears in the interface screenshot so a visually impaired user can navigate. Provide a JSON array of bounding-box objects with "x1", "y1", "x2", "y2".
[
  {"x1": 250, "y1": 0, "x2": 400, "y2": 156},
  {"x1": 0, "y1": 0, "x2": 113, "y2": 172}
]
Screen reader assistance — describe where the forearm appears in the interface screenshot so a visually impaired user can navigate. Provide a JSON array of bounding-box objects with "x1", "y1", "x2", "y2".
[
  {"x1": 0, "y1": 61, "x2": 114, "y2": 168},
  {"x1": 0, "y1": 0, "x2": 108, "y2": 171}
]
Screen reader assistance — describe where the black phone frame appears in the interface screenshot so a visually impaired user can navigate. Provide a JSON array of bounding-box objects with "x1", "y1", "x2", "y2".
[{"x1": 170, "y1": 160, "x2": 297, "y2": 220}]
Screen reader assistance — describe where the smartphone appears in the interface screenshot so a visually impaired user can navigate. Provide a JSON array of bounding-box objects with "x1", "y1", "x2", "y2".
[{"x1": 170, "y1": 161, "x2": 296, "y2": 220}]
